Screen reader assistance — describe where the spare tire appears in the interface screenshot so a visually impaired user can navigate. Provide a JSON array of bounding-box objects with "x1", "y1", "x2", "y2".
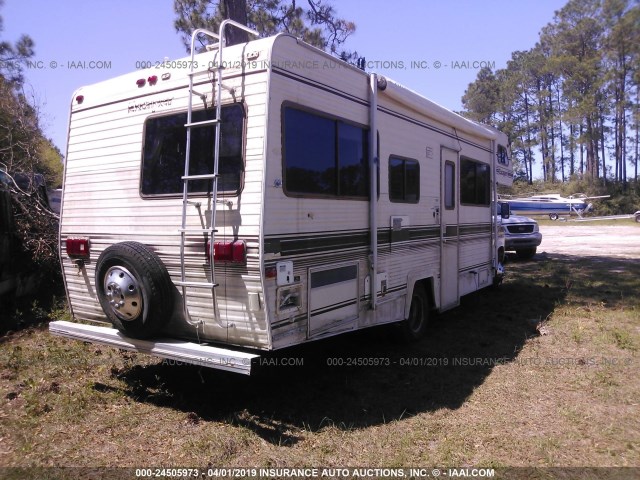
[{"x1": 95, "y1": 242, "x2": 173, "y2": 339}]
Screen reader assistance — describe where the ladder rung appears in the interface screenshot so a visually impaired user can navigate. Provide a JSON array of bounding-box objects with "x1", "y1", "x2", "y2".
[
  {"x1": 187, "y1": 68, "x2": 221, "y2": 78},
  {"x1": 175, "y1": 281, "x2": 218, "y2": 288},
  {"x1": 182, "y1": 174, "x2": 219, "y2": 181},
  {"x1": 185, "y1": 119, "x2": 220, "y2": 128},
  {"x1": 178, "y1": 228, "x2": 217, "y2": 234}
]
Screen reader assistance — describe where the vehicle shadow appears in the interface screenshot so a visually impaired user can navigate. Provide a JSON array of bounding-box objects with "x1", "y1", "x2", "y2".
[
  {"x1": 111, "y1": 253, "x2": 637, "y2": 446},
  {"x1": 112, "y1": 264, "x2": 559, "y2": 445}
]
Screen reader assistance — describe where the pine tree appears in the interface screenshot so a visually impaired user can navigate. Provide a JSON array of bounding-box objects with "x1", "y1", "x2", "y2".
[{"x1": 173, "y1": 0, "x2": 356, "y2": 60}]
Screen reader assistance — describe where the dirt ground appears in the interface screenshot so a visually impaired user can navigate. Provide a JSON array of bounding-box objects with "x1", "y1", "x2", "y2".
[{"x1": 538, "y1": 223, "x2": 640, "y2": 259}]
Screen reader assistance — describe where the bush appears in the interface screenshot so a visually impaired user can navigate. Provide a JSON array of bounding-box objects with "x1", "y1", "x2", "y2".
[{"x1": 1, "y1": 171, "x2": 62, "y2": 334}]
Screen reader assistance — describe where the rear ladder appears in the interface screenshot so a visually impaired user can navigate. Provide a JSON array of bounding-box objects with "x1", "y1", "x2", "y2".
[{"x1": 176, "y1": 21, "x2": 258, "y2": 326}]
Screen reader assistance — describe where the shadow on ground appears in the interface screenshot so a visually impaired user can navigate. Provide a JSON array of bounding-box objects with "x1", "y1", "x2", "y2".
[{"x1": 108, "y1": 253, "x2": 639, "y2": 445}]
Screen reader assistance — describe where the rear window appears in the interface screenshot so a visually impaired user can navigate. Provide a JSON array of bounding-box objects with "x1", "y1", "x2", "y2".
[{"x1": 141, "y1": 104, "x2": 244, "y2": 196}]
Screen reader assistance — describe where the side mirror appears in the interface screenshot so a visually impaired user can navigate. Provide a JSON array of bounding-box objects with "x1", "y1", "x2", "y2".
[{"x1": 499, "y1": 201, "x2": 510, "y2": 219}]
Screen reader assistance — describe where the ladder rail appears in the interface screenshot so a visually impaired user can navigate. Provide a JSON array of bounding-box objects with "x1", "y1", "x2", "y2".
[
  {"x1": 180, "y1": 28, "x2": 221, "y2": 326},
  {"x1": 178, "y1": 22, "x2": 258, "y2": 327},
  {"x1": 208, "y1": 20, "x2": 260, "y2": 273}
]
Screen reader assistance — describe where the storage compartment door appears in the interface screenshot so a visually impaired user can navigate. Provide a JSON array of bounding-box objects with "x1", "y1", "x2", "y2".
[{"x1": 308, "y1": 262, "x2": 359, "y2": 338}]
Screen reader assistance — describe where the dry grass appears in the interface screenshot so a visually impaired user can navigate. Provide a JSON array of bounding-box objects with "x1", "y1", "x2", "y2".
[{"x1": 1, "y1": 252, "x2": 639, "y2": 472}]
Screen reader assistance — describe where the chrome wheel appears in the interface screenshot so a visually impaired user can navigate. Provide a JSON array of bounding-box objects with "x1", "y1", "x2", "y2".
[{"x1": 104, "y1": 266, "x2": 142, "y2": 321}]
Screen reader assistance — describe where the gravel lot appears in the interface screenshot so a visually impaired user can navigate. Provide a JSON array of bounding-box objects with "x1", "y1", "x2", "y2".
[{"x1": 538, "y1": 223, "x2": 640, "y2": 259}]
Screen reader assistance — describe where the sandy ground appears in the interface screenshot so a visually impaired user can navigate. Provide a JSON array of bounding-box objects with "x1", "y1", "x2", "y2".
[{"x1": 538, "y1": 223, "x2": 640, "y2": 259}]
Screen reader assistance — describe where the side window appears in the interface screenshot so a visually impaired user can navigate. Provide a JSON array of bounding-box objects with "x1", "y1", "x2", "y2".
[
  {"x1": 389, "y1": 156, "x2": 419, "y2": 203},
  {"x1": 283, "y1": 106, "x2": 369, "y2": 198},
  {"x1": 141, "y1": 104, "x2": 244, "y2": 196},
  {"x1": 460, "y1": 157, "x2": 490, "y2": 206},
  {"x1": 444, "y1": 161, "x2": 455, "y2": 209},
  {"x1": 339, "y1": 122, "x2": 368, "y2": 197},
  {"x1": 497, "y1": 144, "x2": 509, "y2": 165}
]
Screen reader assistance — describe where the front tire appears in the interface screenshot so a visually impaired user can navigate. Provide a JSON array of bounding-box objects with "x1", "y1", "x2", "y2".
[
  {"x1": 398, "y1": 284, "x2": 429, "y2": 342},
  {"x1": 95, "y1": 242, "x2": 173, "y2": 339}
]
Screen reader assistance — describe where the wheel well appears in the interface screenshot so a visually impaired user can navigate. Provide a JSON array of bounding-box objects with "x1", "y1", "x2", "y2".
[{"x1": 413, "y1": 277, "x2": 435, "y2": 311}]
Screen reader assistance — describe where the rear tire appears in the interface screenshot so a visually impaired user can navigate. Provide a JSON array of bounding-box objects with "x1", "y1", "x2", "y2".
[
  {"x1": 516, "y1": 247, "x2": 537, "y2": 260},
  {"x1": 95, "y1": 242, "x2": 173, "y2": 339},
  {"x1": 549, "y1": 213, "x2": 559, "y2": 220},
  {"x1": 397, "y1": 284, "x2": 429, "y2": 342}
]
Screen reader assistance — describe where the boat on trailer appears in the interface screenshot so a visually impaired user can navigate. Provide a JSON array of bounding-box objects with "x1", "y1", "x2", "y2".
[{"x1": 500, "y1": 193, "x2": 608, "y2": 220}]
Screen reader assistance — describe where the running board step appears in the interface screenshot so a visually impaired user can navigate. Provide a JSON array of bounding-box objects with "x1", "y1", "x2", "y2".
[
  {"x1": 49, "y1": 321, "x2": 259, "y2": 375},
  {"x1": 174, "y1": 280, "x2": 218, "y2": 288}
]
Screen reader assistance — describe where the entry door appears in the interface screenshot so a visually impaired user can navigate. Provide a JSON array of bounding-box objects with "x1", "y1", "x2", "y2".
[{"x1": 440, "y1": 148, "x2": 460, "y2": 310}]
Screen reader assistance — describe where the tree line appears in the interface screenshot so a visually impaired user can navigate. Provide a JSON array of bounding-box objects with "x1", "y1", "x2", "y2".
[
  {"x1": 461, "y1": 0, "x2": 640, "y2": 186},
  {"x1": 1, "y1": 1, "x2": 62, "y2": 306},
  {"x1": 0, "y1": 7, "x2": 62, "y2": 189}
]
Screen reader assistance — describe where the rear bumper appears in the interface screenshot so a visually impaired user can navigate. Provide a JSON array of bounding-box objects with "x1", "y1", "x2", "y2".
[
  {"x1": 49, "y1": 320, "x2": 259, "y2": 375},
  {"x1": 505, "y1": 232, "x2": 542, "y2": 251}
]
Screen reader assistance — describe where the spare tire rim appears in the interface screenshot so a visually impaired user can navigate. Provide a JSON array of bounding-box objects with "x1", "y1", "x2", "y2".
[{"x1": 104, "y1": 266, "x2": 142, "y2": 321}]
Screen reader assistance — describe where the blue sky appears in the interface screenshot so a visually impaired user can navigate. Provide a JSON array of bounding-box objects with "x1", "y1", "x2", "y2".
[{"x1": 3, "y1": 0, "x2": 566, "y2": 163}]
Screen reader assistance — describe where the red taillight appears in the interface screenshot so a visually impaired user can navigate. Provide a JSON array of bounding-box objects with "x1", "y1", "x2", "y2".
[
  {"x1": 265, "y1": 266, "x2": 277, "y2": 279},
  {"x1": 148, "y1": 75, "x2": 158, "y2": 85},
  {"x1": 213, "y1": 241, "x2": 232, "y2": 261},
  {"x1": 66, "y1": 237, "x2": 90, "y2": 259},
  {"x1": 136, "y1": 78, "x2": 146, "y2": 87},
  {"x1": 75, "y1": 95, "x2": 84, "y2": 104},
  {"x1": 231, "y1": 241, "x2": 247, "y2": 263},
  {"x1": 206, "y1": 240, "x2": 246, "y2": 263}
]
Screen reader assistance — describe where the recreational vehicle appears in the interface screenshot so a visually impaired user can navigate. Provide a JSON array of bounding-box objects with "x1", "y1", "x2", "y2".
[{"x1": 50, "y1": 22, "x2": 513, "y2": 374}]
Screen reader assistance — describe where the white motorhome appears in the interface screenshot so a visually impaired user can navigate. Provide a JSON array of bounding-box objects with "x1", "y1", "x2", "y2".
[{"x1": 51, "y1": 22, "x2": 513, "y2": 374}]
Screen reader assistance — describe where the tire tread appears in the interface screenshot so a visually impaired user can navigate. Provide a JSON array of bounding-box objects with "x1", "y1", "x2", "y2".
[{"x1": 95, "y1": 242, "x2": 173, "y2": 339}]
